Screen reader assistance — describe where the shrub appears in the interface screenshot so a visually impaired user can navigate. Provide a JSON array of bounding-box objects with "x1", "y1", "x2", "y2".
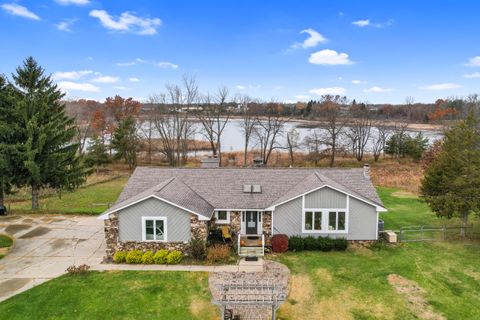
[
  {"x1": 66, "y1": 264, "x2": 90, "y2": 275},
  {"x1": 272, "y1": 234, "x2": 289, "y2": 253},
  {"x1": 188, "y1": 238, "x2": 207, "y2": 261},
  {"x1": 125, "y1": 250, "x2": 143, "y2": 264},
  {"x1": 113, "y1": 251, "x2": 127, "y2": 264},
  {"x1": 303, "y1": 236, "x2": 317, "y2": 251},
  {"x1": 206, "y1": 245, "x2": 231, "y2": 264},
  {"x1": 288, "y1": 236, "x2": 304, "y2": 252},
  {"x1": 317, "y1": 236, "x2": 334, "y2": 251},
  {"x1": 141, "y1": 251, "x2": 155, "y2": 264},
  {"x1": 333, "y1": 238, "x2": 348, "y2": 251},
  {"x1": 154, "y1": 249, "x2": 169, "y2": 264},
  {"x1": 166, "y1": 250, "x2": 183, "y2": 264}
]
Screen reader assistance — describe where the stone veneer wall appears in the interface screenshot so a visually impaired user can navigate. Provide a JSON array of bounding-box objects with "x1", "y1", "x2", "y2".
[
  {"x1": 262, "y1": 211, "x2": 272, "y2": 237},
  {"x1": 230, "y1": 211, "x2": 241, "y2": 237},
  {"x1": 104, "y1": 212, "x2": 209, "y2": 260}
]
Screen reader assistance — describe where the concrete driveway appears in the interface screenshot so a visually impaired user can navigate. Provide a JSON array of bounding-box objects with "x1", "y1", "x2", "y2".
[{"x1": 0, "y1": 214, "x2": 105, "y2": 302}]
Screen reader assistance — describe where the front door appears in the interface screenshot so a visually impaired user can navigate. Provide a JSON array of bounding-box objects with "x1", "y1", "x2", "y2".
[{"x1": 245, "y1": 211, "x2": 258, "y2": 235}]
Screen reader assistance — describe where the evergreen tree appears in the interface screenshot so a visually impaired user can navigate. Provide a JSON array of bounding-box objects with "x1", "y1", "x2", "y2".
[
  {"x1": 111, "y1": 116, "x2": 138, "y2": 169},
  {"x1": 0, "y1": 74, "x2": 18, "y2": 206},
  {"x1": 12, "y1": 57, "x2": 88, "y2": 210},
  {"x1": 421, "y1": 114, "x2": 480, "y2": 237},
  {"x1": 85, "y1": 135, "x2": 111, "y2": 172}
]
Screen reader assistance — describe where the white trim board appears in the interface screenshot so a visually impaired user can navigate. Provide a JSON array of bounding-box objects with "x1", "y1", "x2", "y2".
[
  {"x1": 266, "y1": 184, "x2": 387, "y2": 212},
  {"x1": 98, "y1": 195, "x2": 212, "y2": 220}
]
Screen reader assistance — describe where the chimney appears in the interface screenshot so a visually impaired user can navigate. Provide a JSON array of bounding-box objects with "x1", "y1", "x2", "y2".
[
  {"x1": 201, "y1": 156, "x2": 220, "y2": 168},
  {"x1": 363, "y1": 163, "x2": 370, "y2": 179}
]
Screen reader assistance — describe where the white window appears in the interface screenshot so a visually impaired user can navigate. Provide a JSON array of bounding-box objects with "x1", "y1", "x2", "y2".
[
  {"x1": 304, "y1": 211, "x2": 322, "y2": 231},
  {"x1": 142, "y1": 217, "x2": 167, "y2": 242},
  {"x1": 215, "y1": 210, "x2": 230, "y2": 224},
  {"x1": 302, "y1": 209, "x2": 347, "y2": 233},
  {"x1": 328, "y1": 211, "x2": 346, "y2": 231}
]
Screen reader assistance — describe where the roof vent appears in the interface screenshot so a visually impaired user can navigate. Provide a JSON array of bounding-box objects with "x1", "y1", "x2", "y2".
[
  {"x1": 363, "y1": 163, "x2": 370, "y2": 179},
  {"x1": 252, "y1": 185, "x2": 262, "y2": 193},
  {"x1": 243, "y1": 184, "x2": 262, "y2": 193}
]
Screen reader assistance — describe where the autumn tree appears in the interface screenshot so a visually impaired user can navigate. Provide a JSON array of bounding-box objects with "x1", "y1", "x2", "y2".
[{"x1": 422, "y1": 114, "x2": 480, "y2": 237}]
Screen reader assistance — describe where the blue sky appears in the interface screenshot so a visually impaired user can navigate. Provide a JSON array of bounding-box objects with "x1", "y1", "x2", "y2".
[{"x1": 1, "y1": 0, "x2": 479, "y2": 103}]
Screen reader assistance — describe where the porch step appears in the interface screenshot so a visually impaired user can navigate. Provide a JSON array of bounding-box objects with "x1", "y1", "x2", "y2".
[{"x1": 239, "y1": 247, "x2": 263, "y2": 256}]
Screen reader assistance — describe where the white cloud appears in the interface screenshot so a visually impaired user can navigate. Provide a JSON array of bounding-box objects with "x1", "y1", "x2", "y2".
[
  {"x1": 57, "y1": 81, "x2": 100, "y2": 92},
  {"x1": 291, "y1": 28, "x2": 327, "y2": 49},
  {"x1": 352, "y1": 80, "x2": 367, "y2": 84},
  {"x1": 466, "y1": 56, "x2": 480, "y2": 67},
  {"x1": 92, "y1": 76, "x2": 120, "y2": 83},
  {"x1": 1, "y1": 3, "x2": 40, "y2": 20},
  {"x1": 294, "y1": 95, "x2": 311, "y2": 101},
  {"x1": 55, "y1": 0, "x2": 90, "y2": 5},
  {"x1": 352, "y1": 19, "x2": 370, "y2": 27},
  {"x1": 53, "y1": 70, "x2": 93, "y2": 80},
  {"x1": 113, "y1": 86, "x2": 131, "y2": 91},
  {"x1": 235, "y1": 85, "x2": 246, "y2": 90},
  {"x1": 363, "y1": 86, "x2": 393, "y2": 93},
  {"x1": 116, "y1": 58, "x2": 178, "y2": 69},
  {"x1": 55, "y1": 19, "x2": 77, "y2": 32},
  {"x1": 129, "y1": 77, "x2": 140, "y2": 82},
  {"x1": 463, "y1": 72, "x2": 480, "y2": 78},
  {"x1": 309, "y1": 49, "x2": 353, "y2": 65},
  {"x1": 156, "y1": 62, "x2": 178, "y2": 69},
  {"x1": 352, "y1": 18, "x2": 394, "y2": 28},
  {"x1": 421, "y1": 83, "x2": 461, "y2": 91},
  {"x1": 89, "y1": 9, "x2": 161, "y2": 35},
  {"x1": 309, "y1": 87, "x2": 346, "y2": 96}
]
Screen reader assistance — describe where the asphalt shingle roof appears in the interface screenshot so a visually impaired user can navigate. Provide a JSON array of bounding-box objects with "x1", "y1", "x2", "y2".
[{"x1": 103, "y1": 167, "x2": 384, "y2": 218}]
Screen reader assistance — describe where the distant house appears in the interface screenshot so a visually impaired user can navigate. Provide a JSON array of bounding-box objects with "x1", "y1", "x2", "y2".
[{"x1": 99, "y1": 166, "x2": 386, "y2": 258}]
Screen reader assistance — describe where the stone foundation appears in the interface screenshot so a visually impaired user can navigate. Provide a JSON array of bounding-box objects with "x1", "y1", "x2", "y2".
[
  {"x1": 347, "y1": 240, "x2": 376, "y2": 247},
  {"x1": 104, "y1": 213, "x2": 210, "y2": 260}
]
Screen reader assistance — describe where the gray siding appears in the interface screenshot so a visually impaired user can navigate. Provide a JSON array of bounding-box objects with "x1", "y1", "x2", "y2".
[
  {"x1": 272, "y1": 197, "x2": 303, "y2": 236},
  {"x1": 118, "y1": 197, "x2": 191, "y2": 242},
  {"x1": 304, "y1": 187, "x2": 346, "y2": 208},
  {"x1": 347, "y1": 197, "x2": 377, "y2": 240},
  {"x1": 273, "y1": 193, "x2": 378, "y2": 240}
]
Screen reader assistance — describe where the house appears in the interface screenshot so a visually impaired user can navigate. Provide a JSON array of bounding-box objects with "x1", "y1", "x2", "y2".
[{"x1": 99, "y1": 165, "x2": 386, "y2": 259}]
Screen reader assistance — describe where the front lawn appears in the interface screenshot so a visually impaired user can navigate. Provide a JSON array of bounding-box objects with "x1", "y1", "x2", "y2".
[{"x1": 0, "y1": 271, "x2": 217, "y2": 320}]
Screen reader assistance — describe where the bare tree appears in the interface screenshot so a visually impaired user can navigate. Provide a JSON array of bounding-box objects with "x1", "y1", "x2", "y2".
[
  {"x1": 151, "y1": 76, "x2": 198, "y2": 167},
  {"x1": 197, "y1": 86, "x2": 231, "y2": 166},
  {"x1": 346, "y1": 104, "x2": 372, "y2": 161},
  {"x1": 285, "y1": 128, "x2": 300, "y2": 166},
  {"x1": 372, "y1": 123, "x2": 390, "y2": 161},
  {"x1": 405, "y1": 96, "x2": 415, "y2": 121},
  {"x1": 238, "y1": 95, "x2": 257, "y2": 166},
  {"x1": 304, "y1": 129, "x2": 324, "y2": 166},
  {"x1": 316, "y1": 95, "x2": 348, "y2": 167},
  {"x1": 138, "y1": 103, "x2": 155, "y2": 164},
  {"x1": 253, "y1": 102, "x2": 287, "y2": 165}
]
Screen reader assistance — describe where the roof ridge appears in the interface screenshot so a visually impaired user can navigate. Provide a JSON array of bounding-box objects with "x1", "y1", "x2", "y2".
[
  {"x1": 170, "y1": 177, "x2": 215, "y2": 208},
  {"x1": 155, "y1": 177, "x2": 175, "y2": 192}
]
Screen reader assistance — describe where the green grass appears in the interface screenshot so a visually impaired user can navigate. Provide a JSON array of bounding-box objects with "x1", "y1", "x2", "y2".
[
  {"x1": 0, "y1": 235, "x2": 13, "y2": 248},
  {"x1": 0, "y1": 271, "x2": 217, "y2": 320},
  {"x1": 273, "y1": 187, "x2": 480, "y2": 319},
  {"x1": 275, "y1": 242, "x2": 480, "y2": 319},
  {"x1": 8, "y1": 177, "x2": 128, "y2": 215},
  {"x1": 378, "y1": 187, "x2": 472, "y2": 230}
]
